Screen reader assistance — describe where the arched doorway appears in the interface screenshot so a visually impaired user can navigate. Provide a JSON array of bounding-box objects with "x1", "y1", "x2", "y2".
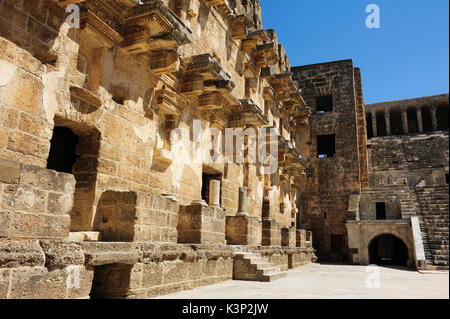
[{"x1": 369, "y1": 234, "x2": 409, "y2": 266}]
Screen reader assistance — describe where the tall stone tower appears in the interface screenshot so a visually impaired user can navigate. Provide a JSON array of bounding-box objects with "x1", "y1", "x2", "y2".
[{"x1": 292, "y1": 60, "x2": 368, "y2": 262}]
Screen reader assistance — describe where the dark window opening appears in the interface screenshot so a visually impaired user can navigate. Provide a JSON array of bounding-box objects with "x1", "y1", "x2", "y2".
[
  {"x1": 389, "y1": 109, "x2": 403, "y2": 135},
  {"x1": 317, "y1": 135, "x2": 336, "y2": 158},
  {"x1": 47, "y1": 127, "x2": 79, "y2": 174},
  {"x1": 331, "y1": 234, "x2": 344, "y2": 254},
  {"x1": 437, "y1": 105, "x2": 449, "y2": 131},
  {"x1": 323, "y1": 212, "x2": 327, "y2": 219},
  {"x1": 366, "y1": 114, "x2": 374, "y2": 139},
  {"x1": 407, "y1": 107, "x2": 418, "y2": 134},
  {"x1": 376, "y1": 202, "x2": 387, "y2": 220},
  {"x1": 376, "y1": 111, "x2": 387, "y2": 136},
  {"x1": 316, "y1": 95, "x2": 333, "y2": 113},
  {"x1": 421, "y1": 107, "x2": 433, "y2": 132},
  {"x1": 445, "y1": 173, "x2": 449, "y2": 185},
  {"x1": 202, "y1": 173, "x2": 222, "y2": 206}
]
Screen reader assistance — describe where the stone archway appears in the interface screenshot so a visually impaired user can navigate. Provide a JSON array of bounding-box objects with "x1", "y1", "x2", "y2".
[{"x1": 369, "y1": 234, "x2": 409, "y2": 266}]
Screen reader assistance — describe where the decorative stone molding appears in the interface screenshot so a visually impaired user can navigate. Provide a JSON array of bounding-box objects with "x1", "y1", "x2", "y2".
[
  {"x1": 155, "y1": 88, "x2": 183, "y2": 115},
  {"x1": 121, "y1": 0, "x2": 192, "y2": 53},
  {"x1": 79, "y1": 9, "x2": 124, "y2": 49},
  {"x1": 254, "y1": 41, "x2": 279, "y2": 68},
  {"x1": 272, "y1": 72, "x2": 299, "y2": 102},
  {"x1": 149, "y1": 50, "x2": 180, "y2": 75},
  {"x1": 228, "y1": 99, "x2": 269, "y2": 127},
  {"x1": 231, "y1": 14, "x2": 252, "y2": 40}
]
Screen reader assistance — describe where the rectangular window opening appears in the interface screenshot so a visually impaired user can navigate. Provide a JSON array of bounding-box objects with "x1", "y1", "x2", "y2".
[
  {"x1": 317, "y1": 134, "x2": 336, "y2": 158},
  {"x1": 201, "y1": 172, "x2": 222, "y2": 206},
  {"x1": 376, "y1": 202, "x2": 387, "y2": 220},
  {"x1": 316, "y1": 95, "x2": 333, "y2": 113}
]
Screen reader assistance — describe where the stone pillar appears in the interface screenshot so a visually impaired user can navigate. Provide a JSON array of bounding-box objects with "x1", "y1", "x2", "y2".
[
  {"x1": 209, "y1": 180, "x2": 221, "y2": 208},
  {"x1": 371, "y1": 110, "x2": 377, "y2": 137},
  {"x1": 401, "y1": 109, "x2": 409, "y2": 134},
  {"x1": 237, "y1": 187, "x2": 248, "y2": 216},
  {"x1": 431, "y1": 106, "x2": 438, "y2": 131},
  {"x1": 385, "y1": 111, "x2": 391, "y2": 135},
  {"x1": 417, "y1": 108, "x2": 423, "y2": 133}
]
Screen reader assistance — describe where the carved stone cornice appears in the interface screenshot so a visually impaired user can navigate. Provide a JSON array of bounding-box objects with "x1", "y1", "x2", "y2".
[
  {"x1": 121, "y1": 0, "x2": 192, "y2": 53},
  {"x1": 230, "y1": 99, "x2": 269, "y2": 127}
]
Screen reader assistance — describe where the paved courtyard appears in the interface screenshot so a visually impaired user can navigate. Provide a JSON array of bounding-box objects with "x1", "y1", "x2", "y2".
[{"x1": 156, "y1": 263, "x2": 449, "y2": 299}]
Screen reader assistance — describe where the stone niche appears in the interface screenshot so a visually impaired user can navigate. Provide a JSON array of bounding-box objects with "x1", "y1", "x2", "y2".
[
  {"x1": 281, "y1": 227, "x2": 296, "y2": 247},
  {"x1": 177, "y1": 203, "x2": 226, "y2": 245},
  {"x1": 0, "y1": 158, "x2": 76, "y2": 240},
  {"x1": 262, "y1": 218, "x2": 281, "y2": 246},
  {"x1": 226, "y1": 215, "x2": 262, "y2": 246}
]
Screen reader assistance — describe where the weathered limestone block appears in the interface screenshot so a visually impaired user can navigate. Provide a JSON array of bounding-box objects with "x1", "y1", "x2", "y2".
[
  {"x1": 226, "y1": 215, "x2": 262, "y2": 246},
  {"x1": 262, "y1": 218, "x2": 281, "y2": 246},
  {"x1": 93, "y1": 191, "x2": 138, "y2": 242},
  {"x1": 39, "y1": 240, "x2": 84, "y2": 270},
  {"x1": 86, "y1": 243, "x2": 234, "y2": 298},
  {"x1": 296, "y1": 229, "x2": 307, "y2": 247},
  {"x1": 81, "y1": 242, "x2": 141, "y2": 266},
  {"x1": 281, "y1": 227, "x2": 296, "y2": 247},
  {"x1": 0, "y1": 239, "x2": 45, "y2": 268},
  {"x1": 94, "y1": 192, "x2": 179, "y2": 243},
  {"x1": 177, "y1": 203, "x2": 226, "y2": 244},
  {"x1": 0, "y1": 160, "x2": 75, "y2": 240},
  {"x1": 0, "y1": 158, "x2": 20, "y2": 184}
]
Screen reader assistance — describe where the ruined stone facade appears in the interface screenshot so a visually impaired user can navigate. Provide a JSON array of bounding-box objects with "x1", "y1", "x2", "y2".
[
  {"x1": 0, "y1": 0, "x2": 316, "y2": 299},
  {"x1": 0, "y1": 0, "x2": 447, "y2": 299}
]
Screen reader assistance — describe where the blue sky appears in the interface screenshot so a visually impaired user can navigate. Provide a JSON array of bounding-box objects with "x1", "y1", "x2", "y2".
[{"x1": 259, "y1": 0, "x2": 449, "y2": 103}]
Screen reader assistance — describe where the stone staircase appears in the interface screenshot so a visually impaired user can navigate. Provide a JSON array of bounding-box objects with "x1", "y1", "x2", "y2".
[
  {"x1": 233, "y1": 252, "x2": 287, "y2": 282},
  {"x1": 398, "y1": 190, "x2": 420, "y2": 219},
  {"x1": 416, "y1": 186, "x2": 449, "y2": 268}
]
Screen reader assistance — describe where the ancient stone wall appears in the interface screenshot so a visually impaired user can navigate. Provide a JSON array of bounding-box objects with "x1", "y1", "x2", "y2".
[
  {"x1": 0, "y1": 158, "x2": 75, "y2": 239},
  {"x1": 292, "y1": 60, "x2": 362, "y2": 262},
  {"x1": 362, "y1": 131, "x2": 449, "y2": 267},
  {"x1": 0, "y1": 0, "x2": 317, "y2": 298}
]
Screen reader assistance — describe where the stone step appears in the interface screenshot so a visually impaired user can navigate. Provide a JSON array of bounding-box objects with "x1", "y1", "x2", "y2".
[
  {"x1": 233, "y1": 252, "x2": 287, "y2": 282},
  {"x1": 257, "y1": 267, "x2": 281, "y2": 275},
  {"x1": 260, "y1": 271, "x2": 288, "y2": 282}
]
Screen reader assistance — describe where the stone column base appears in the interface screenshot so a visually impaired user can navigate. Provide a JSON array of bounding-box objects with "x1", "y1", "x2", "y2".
[
  {"x1": 262, "y1": 218, "x2": 281, "y2": 246},
  {"x1": 177, "y1": 203, "x2": 226, "y2": 244},
  {"x1": 226, "y1": 215, "x2": 262, "y2": 246}
]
